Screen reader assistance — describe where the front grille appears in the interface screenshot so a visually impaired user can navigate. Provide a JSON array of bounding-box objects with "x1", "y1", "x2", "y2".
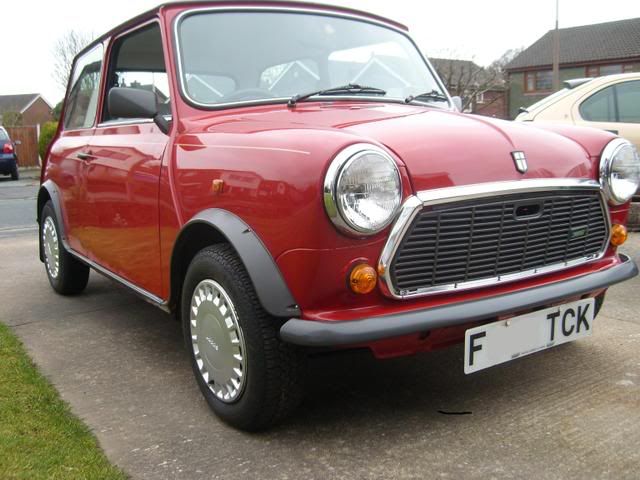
[{"x1": 390, "y1": 190, "x2": 609, "y2": 295}]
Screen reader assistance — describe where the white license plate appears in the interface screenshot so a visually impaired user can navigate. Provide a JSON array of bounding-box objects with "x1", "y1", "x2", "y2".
[{"x1": 464, "y1": 298, "x2": 595, "y2": 374}]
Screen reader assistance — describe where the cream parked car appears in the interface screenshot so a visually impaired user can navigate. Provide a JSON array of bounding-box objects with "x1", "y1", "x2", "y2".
[{"x1": 515, "y1": 73, "x2": 640, "y2": 150}]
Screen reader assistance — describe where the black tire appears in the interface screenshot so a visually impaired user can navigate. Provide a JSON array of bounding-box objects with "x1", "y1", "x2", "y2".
[
  {"x1": 40, "y1": 201, "x2": 89, "y2": 295},
  {"x1": 10, "y1": 163, "x2": 19, "y2": 180},
  {"x1": 181, "y1": 244, "x2": 305, "y2": 431}
]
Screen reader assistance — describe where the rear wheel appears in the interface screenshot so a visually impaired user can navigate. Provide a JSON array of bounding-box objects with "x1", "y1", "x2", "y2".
[
  {"x1": 182, "y1": 244, "x2": 305, "y2": 431},
  {"x1": 10, "y1": 163, "x2": 19, "y2": 180},
  {"x1": 40, "y1": 201, "x2": 89, "y2": 294}
]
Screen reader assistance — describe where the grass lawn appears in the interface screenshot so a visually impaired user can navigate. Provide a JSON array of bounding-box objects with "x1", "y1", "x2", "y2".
[{"x1": 0, "y1": 323, "x2": 127, "y2": 479}]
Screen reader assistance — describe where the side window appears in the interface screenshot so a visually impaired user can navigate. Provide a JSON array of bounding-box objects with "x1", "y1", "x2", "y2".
[
  {"x1": 104, "y1": 23, "x2": 169, "y2": 121},
  {"x1": 64, "y1": 44, "x2": 104, "y2": 130},
  {"x1": 580, "y1": 85, "x2": 616, "y2": 122},
  {"x1": 617, "y1": 81, "x2": 640, "y2": 124}
]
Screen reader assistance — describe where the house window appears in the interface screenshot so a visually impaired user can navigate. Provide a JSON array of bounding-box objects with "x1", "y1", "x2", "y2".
[
  {"x1": 585, "y1": 64, "x2": 634, "y2": 77},
  {"x1": 475, "y1": 92, "x2": 485, "y2": 104},
  {"x1": 586, "y1": 66, "x2": 599, "y2": 77},
  {"x1": 524, "y1": 71, "x2": 552, "y2": 93}
]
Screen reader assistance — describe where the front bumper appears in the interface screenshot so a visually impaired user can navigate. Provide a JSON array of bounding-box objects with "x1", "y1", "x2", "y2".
[{"x1": 280, "y1": 253, "x2": 637, "y2": 347}]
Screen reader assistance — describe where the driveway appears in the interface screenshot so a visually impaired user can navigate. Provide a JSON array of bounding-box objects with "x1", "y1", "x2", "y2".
[{"x1": 0, "y1": 182, "x2": 639, "y2": 479}]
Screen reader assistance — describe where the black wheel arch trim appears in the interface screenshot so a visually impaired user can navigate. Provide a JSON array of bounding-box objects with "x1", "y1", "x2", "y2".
[
  {"x1": 172, "y1": 208, "x2": 300, "y2": 318},
  {"x1": 37, "y1": 180, "x2": 68, "y2": 261},
  {"x1": 280, "y1": 254, "x2": 638, "y2": 347}
]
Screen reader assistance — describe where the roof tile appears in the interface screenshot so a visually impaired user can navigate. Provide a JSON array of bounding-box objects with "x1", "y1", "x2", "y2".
[{"x1": 507, "y1": 17, "x2": 640, "y2": 70}]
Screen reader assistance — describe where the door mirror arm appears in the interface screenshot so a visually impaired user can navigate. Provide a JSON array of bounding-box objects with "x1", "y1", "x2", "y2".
[{"x1": 153, "y1": 114, "x2": 171, "y2": 135}]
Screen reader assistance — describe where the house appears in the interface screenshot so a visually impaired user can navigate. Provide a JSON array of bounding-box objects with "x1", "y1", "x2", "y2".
[
  {"x1": 429, "y1": 58, "x2": 508, "y2": 119},
  {"x1": 506, "y1": 17, "x2": 640, "y2": 119},
  {"x1": 0, "y1": 93, "x2": 54, "y2": 127}
]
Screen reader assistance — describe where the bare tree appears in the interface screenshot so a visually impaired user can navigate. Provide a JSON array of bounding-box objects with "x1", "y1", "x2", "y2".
[
  {"x1": 431, "y1": 48, "x2": 524, "y2": 113},
  {"x1": 1, "y1": 111, "x2": 23, "y2": 127},
  {"x1": 487, "y1": 48, "x2": 525, "y2": 81},
  {"x1": 52, "y1": 30, "x2": 94, "y2": 91}
]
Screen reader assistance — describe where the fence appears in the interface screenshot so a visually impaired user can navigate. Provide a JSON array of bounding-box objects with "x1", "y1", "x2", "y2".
[{"x1": 6, "y1": 126, "x2": 39, "y2": 167}]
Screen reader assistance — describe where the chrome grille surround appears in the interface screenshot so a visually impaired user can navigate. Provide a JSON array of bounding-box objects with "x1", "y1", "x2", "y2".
[{"x1": 378, "y1": 179, "x2": 611, "y2": 299}]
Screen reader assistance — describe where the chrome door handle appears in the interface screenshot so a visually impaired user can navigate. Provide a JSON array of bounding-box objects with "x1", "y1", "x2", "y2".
[{"x1": 77, "y1": 152, "x2": 93, "y2": 160}]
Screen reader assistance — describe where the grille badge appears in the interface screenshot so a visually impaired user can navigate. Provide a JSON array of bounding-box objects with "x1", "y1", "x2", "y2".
[{"x1": 511, "y1": 151, "x2": 528, "y2": 173}]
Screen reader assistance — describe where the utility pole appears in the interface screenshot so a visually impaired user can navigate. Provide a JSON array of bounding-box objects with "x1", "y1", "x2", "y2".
[{"x1": 552, "y1": 0, "x2": 560, "y2": 90}]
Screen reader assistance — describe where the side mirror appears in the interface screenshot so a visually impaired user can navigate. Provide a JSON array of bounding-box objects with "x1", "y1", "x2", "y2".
[
  {"x1": 108, "y1": 87, "x2": 169, "y2": 134},
  {"x1": 451, "y1": 96, "x2": 463, "y2": 112},
  {"x1": 108, "y1": 87, "x2": 157, "y2": 119},
  {"x1": 14, "y1": 140, "x2": 21, "y2": 145}
]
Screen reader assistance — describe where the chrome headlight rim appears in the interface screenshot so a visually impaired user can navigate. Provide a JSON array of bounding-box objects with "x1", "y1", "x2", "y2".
[
  {"x1": 324, "y1": 143, "x2": 402, "y2": 237},
  {"x1": 600, "y1": 138, "x2": 640, "y2": 205}
]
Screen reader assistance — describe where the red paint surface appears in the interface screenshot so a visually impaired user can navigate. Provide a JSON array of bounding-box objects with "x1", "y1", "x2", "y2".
[{"x1": 42, "y1": 2, "x2": 631, "y2": 358}]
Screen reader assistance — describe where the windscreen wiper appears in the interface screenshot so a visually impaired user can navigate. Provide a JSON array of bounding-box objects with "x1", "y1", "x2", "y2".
[
  {"x1": 404, "y1": 89, "x2": 449, "y2": 104},
  {"x1": 288, "y1": 83, "x2": 386, "y2": 108}
]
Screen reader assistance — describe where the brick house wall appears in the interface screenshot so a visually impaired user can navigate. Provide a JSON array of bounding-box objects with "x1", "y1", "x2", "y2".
[
  {"x1": 21, "y1": 97, "x2": 54, "y2": 127},
  {"x1": 474, "y1": 89, "x2": 507, "y2": 118}
]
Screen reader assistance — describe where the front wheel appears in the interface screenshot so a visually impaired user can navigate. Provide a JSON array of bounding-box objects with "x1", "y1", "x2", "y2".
[
  {"x1": 182, "y1": 244, "x2": 305, "y2": 431},
  {"x1": 40, "y1": 201, "x2": 89, "y2": 294}
]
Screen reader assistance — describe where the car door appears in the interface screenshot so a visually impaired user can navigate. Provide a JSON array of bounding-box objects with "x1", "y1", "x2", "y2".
[
  {"x1": 83, "y1": 22, "x2": 170, "y2": 297},
  {"x1": 47, "y1": 44, "x2": 104, "y2": 256},
  {"x1": 573, "y1": 79, "x2": 640, "y2": 151}
]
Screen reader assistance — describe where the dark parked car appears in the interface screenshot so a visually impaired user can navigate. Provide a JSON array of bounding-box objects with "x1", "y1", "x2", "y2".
[{"x1": 0, "y1": 126, "x2": 19, "y2": 180}]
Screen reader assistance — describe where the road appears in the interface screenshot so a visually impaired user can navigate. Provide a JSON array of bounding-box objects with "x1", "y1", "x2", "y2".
[
  {"x1": 0, "y1": 172, "x2": 39, "y2": 237},
  {"x1": 1, "y1": 179, "x2": 639, "y2": 479}
]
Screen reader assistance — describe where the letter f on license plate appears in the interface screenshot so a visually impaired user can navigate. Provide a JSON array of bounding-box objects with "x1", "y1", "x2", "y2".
[{"x1": 464, "y1": 298, "x2": 595, "y2": 374}]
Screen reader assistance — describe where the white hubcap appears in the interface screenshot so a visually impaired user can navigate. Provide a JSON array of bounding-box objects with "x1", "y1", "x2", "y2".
[
  {"x1": 190, "y1": 279, "x2": 247, "y2": 403},
  {"x1": 42, "y1": 216, "x2": 60, "y2": 279}
]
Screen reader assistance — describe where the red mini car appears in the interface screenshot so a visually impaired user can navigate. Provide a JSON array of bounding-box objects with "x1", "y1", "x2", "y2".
[{"x1": 39, "y1": 1, "x2": 639, "y2": 430}]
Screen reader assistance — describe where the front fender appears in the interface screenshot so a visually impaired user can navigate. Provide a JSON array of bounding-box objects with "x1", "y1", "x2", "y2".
[{"x1": 172, "y1": 208, "x2": 301, "y2": 318}]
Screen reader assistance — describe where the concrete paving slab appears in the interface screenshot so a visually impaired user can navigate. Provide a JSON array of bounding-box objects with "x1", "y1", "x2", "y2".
[{"x1": 1, "y1": 233, "x2": 639, "y2": 480}]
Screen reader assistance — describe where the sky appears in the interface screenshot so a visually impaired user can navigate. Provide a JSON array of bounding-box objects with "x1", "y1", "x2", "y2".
[{"x1": 2, "y1": 0, "x2": 640, "y2": 106}]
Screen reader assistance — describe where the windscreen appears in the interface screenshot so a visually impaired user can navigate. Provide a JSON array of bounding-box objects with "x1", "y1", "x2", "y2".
[{"x1": 177, "y1": 11, "x2": 444, "y2": 106}]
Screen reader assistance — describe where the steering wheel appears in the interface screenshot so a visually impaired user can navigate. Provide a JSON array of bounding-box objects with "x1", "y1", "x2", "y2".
[{"x1": 223, "y1": 89, "x2": 278, "y2": 102}]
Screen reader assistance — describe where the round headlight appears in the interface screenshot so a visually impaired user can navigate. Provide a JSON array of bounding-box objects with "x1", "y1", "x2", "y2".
[
  {"x1": 600, "y1": 138, "x2": 640, "y2": 205},
  {"x1": 324, "y1": 144, "x2": 402, "y2": 236}
]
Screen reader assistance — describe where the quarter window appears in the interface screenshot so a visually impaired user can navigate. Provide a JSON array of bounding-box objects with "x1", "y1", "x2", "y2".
[
  {"x1": 617, "y1": 81, "x2": 640, "y2": 123},
  {"x1": 64, "y1": 44, "x2": 104, "y2": 130},
  {"x1": 580, "y1": 85, "x2": 616, "y2": 122}
]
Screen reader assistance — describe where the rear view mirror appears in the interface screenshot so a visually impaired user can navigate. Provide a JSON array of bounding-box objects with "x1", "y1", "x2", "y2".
[{"x1": 108, "y1": 87, "x2": 157, "y2": 119}]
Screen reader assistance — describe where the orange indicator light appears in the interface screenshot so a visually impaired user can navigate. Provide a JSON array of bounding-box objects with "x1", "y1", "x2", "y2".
[{"x1": 349, "y1": 264, "x2": 377, "y2": 294}]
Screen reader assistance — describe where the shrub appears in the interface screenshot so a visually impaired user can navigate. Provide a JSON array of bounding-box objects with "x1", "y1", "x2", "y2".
[{"x1": 39, "y1": 122, "x2": 59, "y2": 160}]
